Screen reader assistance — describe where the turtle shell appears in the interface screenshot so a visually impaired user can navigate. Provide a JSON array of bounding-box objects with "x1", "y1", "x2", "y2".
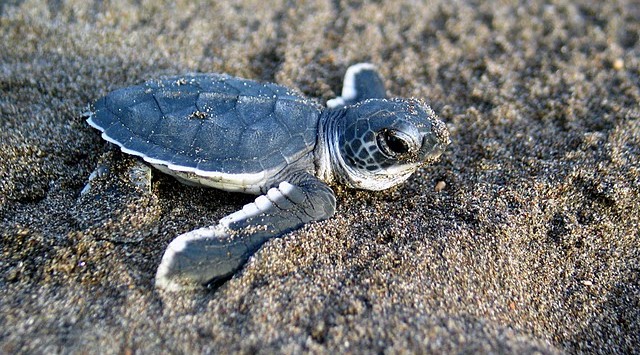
[{"x1": 88, "y1": 74, "x2": 322, "y2": 189}]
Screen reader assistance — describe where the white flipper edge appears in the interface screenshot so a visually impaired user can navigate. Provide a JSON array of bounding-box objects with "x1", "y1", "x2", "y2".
[
  {"x1": 326, "y1": 63, "x2": 377, "y2": 108},
  {"x1": 154, "y1": 180, "x2": 333, "y2": 291}
]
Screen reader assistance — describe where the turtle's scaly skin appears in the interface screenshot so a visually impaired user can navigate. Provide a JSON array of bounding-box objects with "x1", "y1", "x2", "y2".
[{"x1": 87, "y1": 64, "x2": 450, "y2": 290}]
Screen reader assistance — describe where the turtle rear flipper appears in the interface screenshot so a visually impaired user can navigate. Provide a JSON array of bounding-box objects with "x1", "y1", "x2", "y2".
[
  {"x1": 327, "y1": 63, "x2": 387, "y2": 108},
  {"x1": 155, "y1": 174, "x2": 336, "y2": 291}
]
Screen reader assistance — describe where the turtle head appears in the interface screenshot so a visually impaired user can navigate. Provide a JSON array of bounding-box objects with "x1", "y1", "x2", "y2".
[{"x1": 330, "y1": 98, "x2": 450, "y2": 190}]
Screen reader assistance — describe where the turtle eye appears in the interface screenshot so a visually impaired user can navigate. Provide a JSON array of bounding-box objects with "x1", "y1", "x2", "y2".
[{"x1": 376, "y1": 129, "x2": 411, "y2": 157}]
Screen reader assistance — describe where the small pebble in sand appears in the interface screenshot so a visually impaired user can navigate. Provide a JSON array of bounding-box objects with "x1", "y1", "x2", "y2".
[
  {"x1": 435, "y1": 180, "x2": 446, "y2": 192},
  {"x1": 612, "y1": 58, "x2": 624, "y2": 71}
]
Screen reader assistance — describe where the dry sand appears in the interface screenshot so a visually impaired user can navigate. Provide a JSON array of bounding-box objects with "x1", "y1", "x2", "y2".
[{"x1": 1, "y1": 0, "x2": 639, "y2": 353}]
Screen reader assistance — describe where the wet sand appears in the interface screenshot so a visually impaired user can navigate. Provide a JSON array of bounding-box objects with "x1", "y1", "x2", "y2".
[{"x1": 1, "y1": 1, "x2": 638, "y2": 353}]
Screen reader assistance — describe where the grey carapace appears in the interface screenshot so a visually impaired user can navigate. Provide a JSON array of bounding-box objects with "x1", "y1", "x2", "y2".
[{"x1": 87, "y1": 63, "x2": 450, "y2": 291}]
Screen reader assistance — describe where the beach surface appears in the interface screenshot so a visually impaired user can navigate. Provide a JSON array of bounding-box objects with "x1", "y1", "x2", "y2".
[{"x1": 1, "y1": 0, "x2": 638, "y2": 353}]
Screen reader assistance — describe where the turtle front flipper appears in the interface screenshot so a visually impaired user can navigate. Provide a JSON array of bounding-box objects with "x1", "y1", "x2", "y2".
[
  {"x1": 326, "y1": 63, "x2": 387, "y2": 108},
  {"x1": 155, "y1": 174, "x2": 336, "y2": 291}
]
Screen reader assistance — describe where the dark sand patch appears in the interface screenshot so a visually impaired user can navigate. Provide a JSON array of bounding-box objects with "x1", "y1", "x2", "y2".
[{"x1": 1, "y1": 1, "x2": 638, "y2": 353}]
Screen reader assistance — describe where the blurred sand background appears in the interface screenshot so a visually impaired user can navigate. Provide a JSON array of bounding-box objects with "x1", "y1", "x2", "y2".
[{"x1": 1, "y1": 0, "x2": 638, "y2": 353}]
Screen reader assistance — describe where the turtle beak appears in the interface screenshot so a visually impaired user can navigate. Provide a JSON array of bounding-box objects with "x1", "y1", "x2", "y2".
[{"x1": 417, "y1": 123, "x2": 450, "y2": 165}]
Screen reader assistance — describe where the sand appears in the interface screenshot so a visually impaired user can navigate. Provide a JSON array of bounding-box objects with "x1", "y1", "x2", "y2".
[{"x1": 1, "y1": 0, "x2": 638, "y2": 353}]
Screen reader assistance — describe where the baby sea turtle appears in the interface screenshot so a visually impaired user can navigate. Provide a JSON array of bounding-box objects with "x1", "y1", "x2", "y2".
[{"x1": 86, "y1": 63, "x2": 450, "y2": 290}]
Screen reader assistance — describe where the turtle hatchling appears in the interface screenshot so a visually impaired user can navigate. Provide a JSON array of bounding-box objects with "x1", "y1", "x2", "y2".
[{"x1": 86, "y1": 63, "x2": 450, "y2": 290}]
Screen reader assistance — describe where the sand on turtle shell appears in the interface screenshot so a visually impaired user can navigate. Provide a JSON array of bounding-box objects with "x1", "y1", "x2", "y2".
[{"x1": 1, "y1": 1, "x2": 638, "y2": 353}]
